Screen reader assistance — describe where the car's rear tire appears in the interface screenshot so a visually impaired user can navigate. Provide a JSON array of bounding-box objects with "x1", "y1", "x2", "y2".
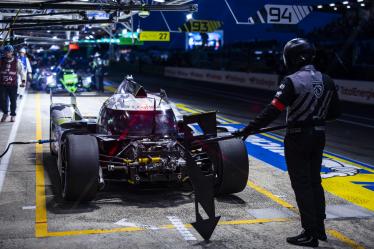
[
  {"x1": 49, "y1": 117, "x2": 57, "y2": 156},
  {"x1": 212, "y1": 138, "x2": 249, "y2": 195},
  {"x1": 62, "y1": 134, "x2": 99, "y2": 202}
]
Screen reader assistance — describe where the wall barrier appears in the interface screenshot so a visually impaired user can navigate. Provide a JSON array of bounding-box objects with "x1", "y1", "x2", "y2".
[{"x1": 164, "y1": 67, "x2": 374, "y2": 105}]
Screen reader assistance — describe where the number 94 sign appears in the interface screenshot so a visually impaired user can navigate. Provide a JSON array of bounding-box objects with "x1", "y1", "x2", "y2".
[{"x1": 264, "y1": 5, "x2": 313, "y2": 25}]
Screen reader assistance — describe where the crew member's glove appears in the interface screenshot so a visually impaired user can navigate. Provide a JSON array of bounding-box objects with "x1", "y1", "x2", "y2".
[
  {"x1": 20, "y1": 80, "x2": 26, "y2": 88},
  {"x1": 232, "y1": 125, "x2": 255, "y2": 140}
]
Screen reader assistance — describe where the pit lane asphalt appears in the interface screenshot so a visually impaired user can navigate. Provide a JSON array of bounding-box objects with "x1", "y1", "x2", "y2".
[{"x1": 0, "y1": 78, "x2": 373, "y2": 249}]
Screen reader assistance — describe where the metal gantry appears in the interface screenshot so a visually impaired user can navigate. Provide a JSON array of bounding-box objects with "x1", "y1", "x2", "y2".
[{"x1": 0, "y1": 0, "x2": 197, "y2": 44}]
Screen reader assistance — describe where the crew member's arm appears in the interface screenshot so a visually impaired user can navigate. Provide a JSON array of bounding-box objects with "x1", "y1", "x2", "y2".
[
  {"x1": 236, "y1": 78, "x2": 296, "y2": 136},
  {"x1": 17, "y1": 60, "x2": 26, "y2": 86},
  {"x1": 324, "y1": 76, "x2": 341, "y2": 121}
]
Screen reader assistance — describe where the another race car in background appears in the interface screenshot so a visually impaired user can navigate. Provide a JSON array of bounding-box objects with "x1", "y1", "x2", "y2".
[
  {"x1": 32, "y1": 68, "x2": 93, "y2": 93},
  {"x1": 49, "y1": 76, "x2": 249, "y2": 202}
]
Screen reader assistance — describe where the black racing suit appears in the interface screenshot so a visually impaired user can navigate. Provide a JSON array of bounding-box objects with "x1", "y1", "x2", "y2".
[{"x1": 248, "y1": 65, "x2": 341, "y2": 235}]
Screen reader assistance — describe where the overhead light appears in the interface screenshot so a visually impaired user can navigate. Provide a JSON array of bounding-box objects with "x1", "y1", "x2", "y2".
[
  {"x1": 357, "y1": 0, "x2": 364, "y2": 2},
  {"x1": 47, "y1": 30, "x2": 51, "y2": 33},
  {"x1": 329, "y1": 3, "x2": 335, "y2": 7},
  {"x1": 343, "y1": 1, "x2": 349, "y2": 4},
  {"x1": 361, "y1": 3, "x2": 365, "y2": 6},
  {"x1": 347, "y1": 5, "x2": 351, "y2": 8},
  {"x1": 334, "y1": 7, "x2": 338, "y2": 10},
  {"x1": 52, "y1": 36, "x2": 58, "y2": 39},
  {"x1": 317, "y1": 5, "x2": 323, "y2": 9},
  {"x1": 89, "y1": 35, "x2": 94, "y2": 39},
  {"x1": 85, "y1": 36, "x2": 90, "y2": 39},
  {"x1": 186, "y1": 13, "x2": 193, "y2": 20},
  {"x1": 153, "y1": 0, "x2": 165, "y2": 2}
]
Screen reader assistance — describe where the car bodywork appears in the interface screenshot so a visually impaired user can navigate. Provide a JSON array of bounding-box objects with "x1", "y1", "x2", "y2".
[{"x1": 50, "y1": 76, "x2": 249, "y2": 202}]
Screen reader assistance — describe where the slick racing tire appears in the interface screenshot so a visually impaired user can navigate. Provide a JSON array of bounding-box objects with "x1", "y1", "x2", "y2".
[
  {"x1": 49, "y1": 114, "x2": 57, "y2": 156},
  {"x1": 62, "y1": 134, "x2": 99, "y2": 202},
  {"x1": 213, "y1": 138, "x2": 249, "y2": 195}
]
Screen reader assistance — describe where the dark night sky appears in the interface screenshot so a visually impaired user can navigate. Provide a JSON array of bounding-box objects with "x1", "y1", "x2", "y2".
[{"x1": 134, "y1": 0, "x2": 342, "y2": 48}]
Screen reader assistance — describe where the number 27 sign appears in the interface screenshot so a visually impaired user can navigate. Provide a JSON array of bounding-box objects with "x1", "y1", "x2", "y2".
[{"x1": 264, "y1": 5, "x2": 313, "y2": 25}]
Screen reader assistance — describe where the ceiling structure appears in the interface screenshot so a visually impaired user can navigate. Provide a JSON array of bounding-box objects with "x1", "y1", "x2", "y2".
[{"x1": 0, "y1": 0, "x2": 197, "y2": 45}]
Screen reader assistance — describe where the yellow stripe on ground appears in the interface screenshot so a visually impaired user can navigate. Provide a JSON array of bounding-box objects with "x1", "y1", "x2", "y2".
[
  {"x1": 175, "y1": 103, "x2": 238, "y2": 124},
  {"x1": 47, "y1": 227, "x2": 145, "y2": 237},
  {"x1": 262, "y1": 132, "x2": 283, "y2": 142},
  {"x1": 175, "y1": 103, "x2": 199, "y2": 114},
  {"x1": 323, "y1": 174, "x2": 374, "y2": 212},
  {"x1": 247, "y1": 180, "x2": 296, "y2": 210},
  {"x1": 35, "y1": 93, "x2": 48, "y2": 238},
  {"x1": 327, "y1": 229, "x2": 365, "y2": 249},
  {"x1": 104, "y1": 85, "x2": 116, "y2": 93},
  {"x1": 218, "y1": 218, "x2": 288, "y2": 225}
]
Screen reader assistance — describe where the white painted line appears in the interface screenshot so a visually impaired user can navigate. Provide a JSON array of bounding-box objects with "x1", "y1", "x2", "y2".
[
  {"x1": 22, "y1": 205, "x2": 36, "y2": 210},
  {"x1": 0, "y1": 93, "x2": 28, "y2": 192},
  {"x1": 257, "y1": 11, "x2": 265, "y2": 24},
  {"x1": 114, "y1": 218, "x2": 159, "y2": 230},
  {"x1": 167, "y1": 216, "x2": 197, "y2": 241}
]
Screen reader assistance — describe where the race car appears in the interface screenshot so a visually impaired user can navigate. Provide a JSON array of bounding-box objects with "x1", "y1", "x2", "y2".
[
  {"x1": 31, "y1": 67, "x2": 56, "y2": 91},
  {"x1": 50, "y1": 76, "x2": 249, "y2": 202},
  {"x1": 32, "y1": 68, "x2": 92, "y2": 93}
]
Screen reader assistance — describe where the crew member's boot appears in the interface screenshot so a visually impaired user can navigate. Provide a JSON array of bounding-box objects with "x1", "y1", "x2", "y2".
[
  {"x1": 317, "y1": 222, "x2": 327, "y2": 241},
  {"x1": 1, "y1": 114, "x2": 8, "y2": 122},
  {"x1": 10, "y1": 116, "x2": 15, "y2": 122},
  {"x1": 287, "y1": 230, "x2": 319, "y2": 247}
]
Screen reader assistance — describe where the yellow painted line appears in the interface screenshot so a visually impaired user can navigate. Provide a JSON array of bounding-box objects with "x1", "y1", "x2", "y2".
[
  {"x1": 35, "y1": 93, "x2": 49, "y2": 238},
  {"x1": 175, "y1": 103, "x2": 199, "y2": 114},
  {"x1": 327, "y1": 229, "x2": 365, "y2": 249},
  {"x1": 175, "y1": 103, "x2": 237, "y2": 124},
  {"x1": 217, "y1": 218, "x2": 288, "y2": 225},
  {"x1": 262, "y1": 132, "x2": 283, "y2": 142},
  {"x1": 216, "y1": 115, "x2": 239, "y2": 124},
  {"x1": 104, "y1": 85, "x2": 116, "y2": 93},
  {"x1": 47, "y1": 227, "x2": 145, "y2": 237},
  {"x1": 247, "y1": 180, "x2": 296, "y2": 210},
  {"x1": 323, "y1": 174, "x2": 374, "y2": 212}
]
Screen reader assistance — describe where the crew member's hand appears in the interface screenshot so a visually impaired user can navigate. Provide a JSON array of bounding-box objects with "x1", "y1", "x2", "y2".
[
  {"x1": 20, "y1": 80, "x2": 26, "y2": 87},
  {"x1": 232, "y1": 125, "x2": 255, "y2": 140}
]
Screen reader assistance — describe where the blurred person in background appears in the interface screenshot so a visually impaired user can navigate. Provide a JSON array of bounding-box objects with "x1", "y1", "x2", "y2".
[
  {"x1": 18, "y1": 47, "x2": 32, "y2": 99},
  {"x1": 91, "y1": 52, "x2": 104, "y2": 92},
  {"x1": 0, "y1": 45, "x2": 26, "y2": 122}
]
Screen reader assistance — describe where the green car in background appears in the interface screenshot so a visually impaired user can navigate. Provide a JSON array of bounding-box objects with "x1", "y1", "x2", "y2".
[
  {"x1": 46, "y1": 69, "x2": 93, "y2": 94},
  {"x1": 60, "y1": 69, "x2": 79, "y2": 93}
]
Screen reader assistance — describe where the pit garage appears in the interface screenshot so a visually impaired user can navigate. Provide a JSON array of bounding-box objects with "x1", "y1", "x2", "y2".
[{"x1": 0, "y1": 1, "x2": 373, "y2": 249}]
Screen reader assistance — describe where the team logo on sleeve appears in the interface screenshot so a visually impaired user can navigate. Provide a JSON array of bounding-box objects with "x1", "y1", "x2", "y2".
[{"x1": 312, "y1": 81, "x2": 324, "y2": 98}]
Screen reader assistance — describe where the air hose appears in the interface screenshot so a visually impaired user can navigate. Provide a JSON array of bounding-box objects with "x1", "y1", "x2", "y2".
[{"x1": 0, "y1": 139, "x2": 55, "y2": 159}]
